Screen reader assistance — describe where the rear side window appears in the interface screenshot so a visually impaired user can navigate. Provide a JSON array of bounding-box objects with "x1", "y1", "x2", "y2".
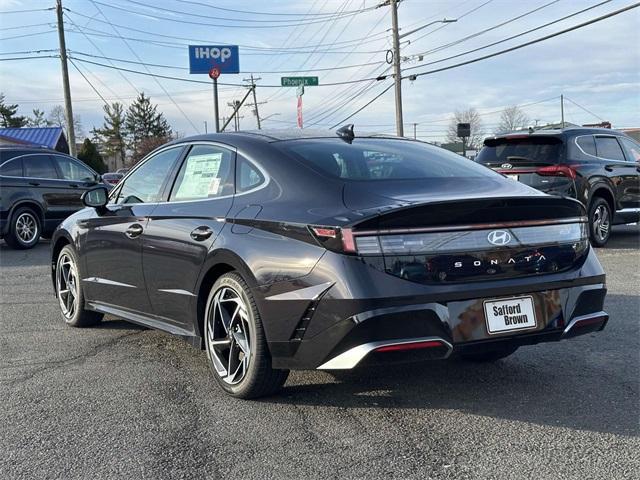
[
  {"x1": 237, "y1": 157, "x2": 264, "y2": 192},
  {"x1": 170, "y1": 145, "x2": 234, "y2": 201},
  {"x1": 619, "y1": 137, "x2": 640, "y2": 162},
  {"x1": 0, "y1": 158, "x2": 23, "y2": 176},
  {"x1": 23, "y1": 155, "x2": 58, "y2": 179},
  {"x1": 278, "y1": 138, "x2": 494, "y2": 180},
  {"x1": 574, "y1": 136, "x2": 596, "y2": 156},
  {"x1": 595, "y1": 137, "x2": 625, "y2": 161},
  {"x1": 476, "y1": 137, "x2": 562, "y2": 166}
]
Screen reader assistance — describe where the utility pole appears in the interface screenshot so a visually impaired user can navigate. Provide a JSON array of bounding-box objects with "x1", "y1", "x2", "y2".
[
  {"x1": 243, "y1": 74, "x2": 263, "y2": 129},
  {"x1": 55, "y1": 0, "x2": 76, "y2": 156},
  {"x1": 560, "y1": 94, "x2": 565, "y2": 128},
  {"x1": 390, "y1": 0, "x2": 404, "y2": 137},
  {"x1": 412, "y1": 122, "x2": 417, "y2": 139},
  {"x1": 203, "y1": 120, "x2": 208, "y2": 134}
]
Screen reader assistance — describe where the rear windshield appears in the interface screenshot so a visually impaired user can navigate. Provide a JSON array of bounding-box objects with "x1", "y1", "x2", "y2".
[
  {"x1": 476, "y1": 137, "x2": 562, "y2": 166},
  {"x1": 276, "y1": 138, "x2": 495, "y2": 180}
]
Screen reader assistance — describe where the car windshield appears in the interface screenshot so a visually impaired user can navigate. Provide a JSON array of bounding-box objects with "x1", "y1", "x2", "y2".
[
  {"x1": 276, "y1": 138, "x2": 495, "y2": 181},
  {"x1": 476, "y1": 137, "x2": 562, "y2": 166}
]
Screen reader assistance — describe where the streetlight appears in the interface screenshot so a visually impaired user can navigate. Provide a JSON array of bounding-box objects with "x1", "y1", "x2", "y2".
[
  {"x1": 398, "y1": 18, "x2": 457, "y2": 40},
  {"x1": 388, "y1": 0, "x2": 458, "y2": 136}
]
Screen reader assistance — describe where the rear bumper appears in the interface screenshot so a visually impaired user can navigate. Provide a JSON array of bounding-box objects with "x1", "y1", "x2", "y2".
[{"x1": 260, "y1": 248, "x2": 608, "y2": 370}]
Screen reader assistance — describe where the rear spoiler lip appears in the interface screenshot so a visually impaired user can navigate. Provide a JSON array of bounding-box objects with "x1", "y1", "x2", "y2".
[
  {"x1": 351, "y1": 216, "x2": 587, "y2": 236},
  {"x1": 345, "y1": 195, "x2": 587, "y2": 229}
]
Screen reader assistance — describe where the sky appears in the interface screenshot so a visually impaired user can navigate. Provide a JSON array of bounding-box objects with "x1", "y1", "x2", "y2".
[{"x1": 0, "y1": 0, "x2": 639, "y2": 143}]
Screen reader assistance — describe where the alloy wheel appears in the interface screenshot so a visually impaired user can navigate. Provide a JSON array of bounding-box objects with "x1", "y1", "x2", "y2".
[
  {"x1": 592, "y1": 204, "x2": 610, "y2": 243},
  {"x1": 15, "y1": 212, "x2": 38, "y2": 244},
  {"x1": 56, "y1": 253, "x2": 78, "y2": 320},
  {"x1": 206, "y1": 286, "x2": 252, "y2": 385}
]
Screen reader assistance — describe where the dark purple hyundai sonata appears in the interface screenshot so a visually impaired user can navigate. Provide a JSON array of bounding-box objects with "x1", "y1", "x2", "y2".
[{"x1": 51, "y1": 128, "x2": 608, "y2": 398}]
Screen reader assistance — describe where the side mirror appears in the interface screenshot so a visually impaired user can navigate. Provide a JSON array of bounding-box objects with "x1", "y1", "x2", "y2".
[{"x1": 81, "y1": 186, "x2": 109, "y2": 209}]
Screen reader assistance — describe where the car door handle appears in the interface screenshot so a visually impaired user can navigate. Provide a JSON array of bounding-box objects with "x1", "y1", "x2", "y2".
[
  {"x1": 29, "y1": 181, "x2": 40, "y2": 186},
  {"x1": 125, "y1": 223, "x2": 144, "y2": 238},
  {"x1": 190, "y1": 226, "x2": 213, "y2": 241},
  {"x1": 69, "y1": 184, "x2": 79, "y2": 188},
  {"x1": 604, "y1": 165, "x2": 614, "y2": 172}
]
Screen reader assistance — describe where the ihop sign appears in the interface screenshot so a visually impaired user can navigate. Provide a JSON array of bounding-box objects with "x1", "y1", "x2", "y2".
[{"x1": 188, "y1": 45, "x2": 239, "y2": 74}]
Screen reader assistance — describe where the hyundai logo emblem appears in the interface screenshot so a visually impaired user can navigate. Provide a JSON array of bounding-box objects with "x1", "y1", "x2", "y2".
[
  {"x1": 487, "y1": 230, "x2": 512, "y2": 246},
  {"x1": 501, "y1": 163, "x2": 513, "y2": 169}
]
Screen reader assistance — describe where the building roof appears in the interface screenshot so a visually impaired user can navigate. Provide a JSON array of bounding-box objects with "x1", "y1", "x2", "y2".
[{"x1": 0, "y1": 127, "x2": 67, "y2": 150}]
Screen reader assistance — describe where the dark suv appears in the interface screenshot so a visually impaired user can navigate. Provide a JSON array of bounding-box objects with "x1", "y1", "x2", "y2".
[
  {"x1": 0, "y1": 146, "x2": 102, "y2": 249},
  {"x1": 476, "y1": 127, "x2": 640, "y2": 246}
]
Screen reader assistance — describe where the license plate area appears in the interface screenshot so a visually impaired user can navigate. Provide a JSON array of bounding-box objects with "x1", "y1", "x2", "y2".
[
  {"x1": 483, "y1": 296, "x2": 537, "y2": 334},
  {"x1": 505, "y1": 174, "x2": 519, "y2": 181}
]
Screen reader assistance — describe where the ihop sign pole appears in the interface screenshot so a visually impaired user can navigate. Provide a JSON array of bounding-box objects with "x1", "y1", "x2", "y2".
[{"x1": 189, "y1": 45, "x2": 240, "y2": 133}]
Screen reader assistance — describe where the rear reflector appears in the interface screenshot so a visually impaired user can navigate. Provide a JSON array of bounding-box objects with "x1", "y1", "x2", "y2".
[
  {"x1": 375, "y1": 340, "x2": 445, "y2": 353},
  {"x1": 311, "y1": 227, "x2": 337, "y2": 238}
]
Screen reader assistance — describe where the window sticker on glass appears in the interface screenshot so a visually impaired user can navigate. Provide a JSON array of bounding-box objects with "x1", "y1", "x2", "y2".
[{"x1": 174, "y1": 152, "x2": 223, "y2": 200}]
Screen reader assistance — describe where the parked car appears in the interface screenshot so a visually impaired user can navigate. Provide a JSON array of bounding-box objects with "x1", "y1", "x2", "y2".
[
  {"x1": 116, "y1": 167, "x2": 130, "y2": 175},
  {"x1": 51, "y1": 129, "x2": 608, "y2": 398},
  {"x1": 101, "y1": 172, "x2": 123, "y2": 187},
  {"x1": 0, "y1": 146, "x2": 103, "y2": 249},
  {"x1": 476, "y1": 127, "x2": 640, "y2": 246}
]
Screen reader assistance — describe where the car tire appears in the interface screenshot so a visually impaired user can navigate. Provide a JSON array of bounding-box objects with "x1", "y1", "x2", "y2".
[
  {"x1": 4, "y1": 206, "x2": 41, "y2": 249},
  {"x1": 56, "y1": 245, "x2": 103, "y2": 327},
  {"x1": 460, "y1": 345, "x2": 518, "y2": 362},
  {"x1": 588, "y1": 197, "x2": 612, "y2": 247},
  {"x1": 204, "y1": 272, "x2": 289, "y2": 399}
]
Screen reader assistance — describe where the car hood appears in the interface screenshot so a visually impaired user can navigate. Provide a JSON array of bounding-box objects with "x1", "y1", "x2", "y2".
[{"x1": 342, "y1": 176, "x2": 543, "y2": 212}]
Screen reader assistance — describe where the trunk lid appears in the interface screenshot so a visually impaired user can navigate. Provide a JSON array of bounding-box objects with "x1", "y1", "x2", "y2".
[{"x1": 344, "y1": 194, "x2": 588, "y2": 285}]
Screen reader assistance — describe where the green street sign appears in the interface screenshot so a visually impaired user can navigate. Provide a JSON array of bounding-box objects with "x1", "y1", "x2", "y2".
[{"x1": 281, "y1": 76, "x2": 319, "y2": 87}]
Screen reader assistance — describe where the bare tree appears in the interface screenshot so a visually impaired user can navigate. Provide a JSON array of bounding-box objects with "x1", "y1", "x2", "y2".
[
  {"x1": 497, "y1": 105, "x2": 530, "y2": 133},
  {"x1": 48, "y1": 105, "x2": 84, "y2": 138},
  {"x1": 447, "y1": 108, "x2": 484, "y2": 150}
]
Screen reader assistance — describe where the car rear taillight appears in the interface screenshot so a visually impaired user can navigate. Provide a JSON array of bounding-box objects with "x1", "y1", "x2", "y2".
[
  {"x1": 536, "y1": 164, "x2": 580, "y2": 179},
  {"x1": 309, "y1": 226, "x2": 357, "y2": 253}
]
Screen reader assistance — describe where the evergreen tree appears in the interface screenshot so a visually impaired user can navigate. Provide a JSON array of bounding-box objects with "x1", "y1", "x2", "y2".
[
  {"x1": 0, "y1": 93, "x2": 27, "y2": 127},
  {"x1": 27, "y1": 109, "x2": 52, "y2": 127},
  {"x1": 77, "y1": 138, "x2": 107, "y2": 174},
  {"x1": 125, "y1": 93, "x2": 172, "y2": 163},
  {"x1": 92, "y1": 102, "x2": 127, "y2": 169}
]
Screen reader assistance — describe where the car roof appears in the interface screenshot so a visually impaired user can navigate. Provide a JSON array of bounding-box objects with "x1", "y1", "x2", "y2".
[
  {"x1": 486, "y1": 126, "x2": 628, "y2": 142},
  {"x1": 169, "y1": 129, "x2": 403, "y2": 147}
]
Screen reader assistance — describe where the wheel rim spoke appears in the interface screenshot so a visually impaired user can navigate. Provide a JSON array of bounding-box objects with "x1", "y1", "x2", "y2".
[
  {"x1": 56, "y1": 254, "x2": 78, "y2": 319},
  {"x1": 206, "y1": 284, "x2": 252, "y2": 385}
]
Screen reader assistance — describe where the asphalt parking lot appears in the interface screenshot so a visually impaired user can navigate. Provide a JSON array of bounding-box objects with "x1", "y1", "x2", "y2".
[{"x1": 1, "y1": 226, "x2": 638, "y2": 480}]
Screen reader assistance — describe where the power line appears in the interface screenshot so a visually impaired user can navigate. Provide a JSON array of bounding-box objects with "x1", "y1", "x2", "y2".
[
  {"x1": 170, "y1": 0, "x2": 378, "y2": 17},
  {"x1": 68, "y1": 57, "x2": 382, "y2": 87},
  {"x1": 564, "y1": 97, "x2": 605, "y2": 121},
  {"x1": 69, "y1": 58, "x2": 109, "y2": 106},
  {"x1": 68, "y1": 50, "x2": 383, "y2": 74},
  {"x1": 404, "y1": 0, "x2": 614, "y2": 71},
  {"x1": 0, "y1": 8, "x2": 53, "y2": 14},
  {"x1": 83, "y1": 0, "x2": 376, "y2": 29},
  {"x1": 88, "y1": 0, "x2": 200, "y2": 133},
  {"x1": 63, "y1": 12, "x2": 140, "y2": 96},
  {"x1": 63, "y1": 12, "x2": 390, "y2": 54},
  {"x1": 122, "y1": 0, "x2": 376, "y2": 23},
  {"x1": 0, "y1": 30, "x2": 56, "y2": 41},
  {"x1": 409, "y1": 0, "x2": 562, "y2": 58},
  {"x1": 0, "y1": 49, "x2": 58, "y2": 55},
  {"x1": 0, "y1": 55, "x2": 58, "y2": 61},
  {"x1": 0, "y1": 22, "x2": 54, "y2": 31},
  {"x1": 330, "y1": 83, "x2": 395, "y2": 128},
  {"x1": 406, "y1": 3, "x2": 640, "y2": 80}
]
